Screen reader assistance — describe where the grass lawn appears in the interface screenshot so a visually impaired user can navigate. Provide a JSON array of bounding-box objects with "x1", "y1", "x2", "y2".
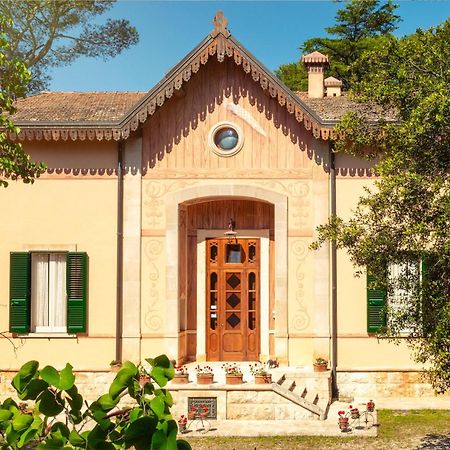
[{"x1": 186, "y1": 409, "x2": 450, "y2": 450}]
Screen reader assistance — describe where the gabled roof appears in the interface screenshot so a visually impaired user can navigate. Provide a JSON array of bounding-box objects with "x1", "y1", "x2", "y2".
[{"x1": 11, "y1": 12, "x2": 355, "y2": 142}]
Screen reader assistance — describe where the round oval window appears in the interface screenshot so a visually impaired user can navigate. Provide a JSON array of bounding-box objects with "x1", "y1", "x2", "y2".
[{"x1": 214, "y1": 127, "x2": 239, "y2": 151}]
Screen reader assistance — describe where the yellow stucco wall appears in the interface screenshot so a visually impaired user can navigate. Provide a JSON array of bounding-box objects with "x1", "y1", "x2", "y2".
[
  {"x1": 0, "y1": 141, "x2": 118, "y2": 370},
  {"x1": 335, "y1": 167, "x2": 421, "y2": 370}
]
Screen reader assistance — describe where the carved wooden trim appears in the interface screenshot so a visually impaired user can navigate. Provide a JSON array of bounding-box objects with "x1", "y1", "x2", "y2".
[{"x1": 11, "y1": 29, "x2": 335, "y2": 142}]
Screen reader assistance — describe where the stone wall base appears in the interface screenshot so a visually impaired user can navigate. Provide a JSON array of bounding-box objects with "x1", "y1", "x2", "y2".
[
  {"x1": 336, "y1": 371, "x2": 450, "y2": 403},
  {"x1": 0, "y1": 371, "x2": 117, "y2": 402}
]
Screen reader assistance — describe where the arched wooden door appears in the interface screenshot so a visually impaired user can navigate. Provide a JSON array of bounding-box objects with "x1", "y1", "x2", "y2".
[{"x1": 206, "y1": 238, "x2": 260, "y2": 361}]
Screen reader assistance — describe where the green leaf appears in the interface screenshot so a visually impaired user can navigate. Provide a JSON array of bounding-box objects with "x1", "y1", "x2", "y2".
[
  {"x1": 176, "y1": 440, "x2": 192, "y2": 450},
  {"x1": 18, "y1": 379, "x2": 49, "y2": 400},
  {"x1": 40, "y1": 366, "x2": 61, "y2": 389},
  {"x1": 69, "y1": 429, "x2": 85, "y2": 447},
  {"x1": 150, "y1": 429, "x2": 167, "y2": 450},
  {"x1": 66, "y1": 385, "x2": 83, "y2": 411},
  {"x1": 148, "y1": 355, "x2": 174, "y2": 387},
  {"x1": 125, "y1": 416, "x2": 157, "y2": 450},
  {"x1": 38, "y1": 390, "x2": 64, "y2": 417},
  {"x1": 109, "y1": 368, "x2": 136, "y2": 400},
  {"x1": 50, "y1": 422, "x2": 70, "y2": 440},
  {"x1": 6, "y1": 425, "x2": 19, "y2": 445},
  {"x1": 150, "y1": 397, "x2": 165, "y2": 419},
  {"x1": 154, "y1": 389, "x2": 173, "y2": 408},
  {"x1": 92, "y1": 410, "x2": 113, "y2": 431},
  {"x1": 1, "y1": 398, "x2": 18, "y2": 410},
  {"x1": 59, "y1": 364, "x2": 75, "y2": 391},
  {"x1": 12, "y1": 413, "x2": 33, "y2": 431},
  {"x1": 0, "y1": 409, "x2": 13, "y2": 421},
  {"x1": 96, "y1": 394, "x2": 119, "y2": 411},
  {"x1": 12, "y1": 361, "x2": 39, "y2": 392},
  {"x1": 17, "y1": 426, "x2": 39, "y2": 448},
  {"x1": 128, "y1": 407, "x2": 143, "y2": 423},
  {"x1": 36, "y1": 438, "x2": 65, "y2": 450},
  {"x1": 86, "y1": 425, "x2": 108, "y2": 449}
]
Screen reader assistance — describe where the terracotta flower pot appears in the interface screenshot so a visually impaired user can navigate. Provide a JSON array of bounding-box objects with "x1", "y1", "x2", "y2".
[
  {"x1": 196, "y1": 373, "x2": 214, "y2": 384},
  {"x1": 254, "y1": 374, "x2": 272, "y2": 384},
  {"x1": 367, "y1": 400, "x2": 375, "y2": 412},
  {"x1": 313, "y1": 363, "x2": 327, "y2": 372},
  {"x1": 172, "y1": 374, "x2": 189, "y2": 384},
  {"x1": 225, "y1": 374, "x2": 243, "y2": 384},
  {"x1": 338, "y1": 417, "x2": 349, "y2": 430}
]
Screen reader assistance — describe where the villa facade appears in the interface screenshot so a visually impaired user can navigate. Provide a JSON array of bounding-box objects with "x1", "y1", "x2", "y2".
[{"x1": 0, "y1": 12, "x2": 440, "y2": 401}]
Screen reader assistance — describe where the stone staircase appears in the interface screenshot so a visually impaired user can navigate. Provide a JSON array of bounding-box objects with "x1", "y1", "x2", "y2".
[
  {"x1": 169, "y1": 363, "x2": 331, "y2": 421},
  {"x1": 272, "y1": 374, "x2": 329, "y2": 420}
]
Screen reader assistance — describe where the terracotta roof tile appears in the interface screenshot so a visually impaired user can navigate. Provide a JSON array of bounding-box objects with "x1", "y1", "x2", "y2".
[
  {"x1": 13, "y1": 91, "x2": 146, "y2": 123},
  {"x1": 295, "y1": 91, "x2": 396, "y2": 122}
]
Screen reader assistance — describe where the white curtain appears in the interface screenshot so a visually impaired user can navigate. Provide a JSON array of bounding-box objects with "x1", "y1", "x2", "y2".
[
  {"x1": 31, "y1": 253, "x2": 67, "y2": 332},
  {"x1": 388, "y1": 262, "x2": 418, "y2": 332},
  {"x1": 31, "y1": 254, "x2": 49, "y2": 331},
  {"x1": 49, "y1": 254, "x2": 67, "y2": 332}
]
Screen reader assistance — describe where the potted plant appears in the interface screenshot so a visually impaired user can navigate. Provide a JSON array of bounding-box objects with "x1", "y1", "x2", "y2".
[
  {"x1": 367, "y1": 399, "x2": 375, "y2": 412},
  {"x1": 195, "y1": 365, "x2": 214, "y2": 384},
  {"x1": 177, "y1": 415, "x2": 188, "y2": 433},
  {"x1": 313, "y1": 357, "x2": 328, "y2": 372},
  {"x1": 188, "y1": 405, "x2": 197, "y2": 420},
  {"x1": 222, "y1": 363, "x2": 243, "y2": 384},
  {"x1": 338, "y1": 410, "x2": 349, "y2": 431},
  {"x1": 199, "y1": 404, "x2": 209, "y2": 419},
  {"x1": 172, "y1": 365, "x2": 189, "y2": 384},
  {"x1": 349, "y1": 404, "x2": 360, "y2": 419},
  {"x1": 249, "y1": 363, "x2": 272, "y2": 384}
]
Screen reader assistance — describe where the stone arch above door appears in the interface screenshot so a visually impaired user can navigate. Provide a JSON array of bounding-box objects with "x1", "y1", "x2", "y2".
[{"x1": 164, "y1": 184, "x2": 288, "y2": 362}]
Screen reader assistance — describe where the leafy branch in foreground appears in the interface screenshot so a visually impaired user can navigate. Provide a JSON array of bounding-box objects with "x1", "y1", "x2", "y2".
[
  {"x1": 0, "y1": 0, "x2": 139, "y2": 93},
  {"x1": 0, "y1": 356, "x2": 191, "y2": 450},
  {"x1": 0, "y1": 17, "x2": 46, "y2": 187},
  {"x1": 313, "y1": 19, "x2": 450, "y2": 393}
]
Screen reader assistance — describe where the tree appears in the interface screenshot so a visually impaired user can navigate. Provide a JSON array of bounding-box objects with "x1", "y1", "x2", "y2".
[
  {"x1": 0, "y1": 18, "x2": 45, "y2": 187},
  {"x1": 0, "y1": 0, "x2": 139, "y2": 92},
  {"x1": 276, "y1": 0, "x2": 400, "y2": 90},
  {"x1": 313, "y1": 19, "x2": 450, "y2": 393}
]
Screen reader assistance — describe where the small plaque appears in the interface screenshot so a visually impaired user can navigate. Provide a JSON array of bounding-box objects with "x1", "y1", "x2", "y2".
[{"x1": 188, "y1": 397, "x2": 217, "y2": 420}]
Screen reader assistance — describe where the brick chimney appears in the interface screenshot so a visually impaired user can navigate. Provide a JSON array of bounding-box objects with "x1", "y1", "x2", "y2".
[
  {"x1": 301, "y1": 51, "x2": 329, "y2": 98},
  {"x1": 324, "y1": 76, "x2": 342, "y2": 97}
]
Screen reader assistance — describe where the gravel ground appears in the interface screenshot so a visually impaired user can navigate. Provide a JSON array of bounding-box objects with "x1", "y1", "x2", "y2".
[{"x1": 184, "y1": 410, "x2": 450, "y2": 450}]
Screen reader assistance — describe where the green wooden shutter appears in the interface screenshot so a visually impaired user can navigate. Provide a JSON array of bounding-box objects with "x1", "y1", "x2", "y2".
[
  {"x1": 10, "y1": 252, "x2": 31, "y2": 333},
  {"x1": 67, "y1": 252, "x2": 87, "y2": 334},
  {"x1": 367, "y1": 272, "x2": 387, "y2": 333}
]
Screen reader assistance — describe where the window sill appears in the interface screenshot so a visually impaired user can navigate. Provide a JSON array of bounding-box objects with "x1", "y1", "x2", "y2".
[{"x1": 16, "y1": 333, "x2": 78, "y2": 339}]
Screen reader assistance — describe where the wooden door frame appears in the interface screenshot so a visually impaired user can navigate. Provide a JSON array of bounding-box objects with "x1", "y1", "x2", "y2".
[{"x1": 196, "y1": 229, "x2": 270, "y2": 362}]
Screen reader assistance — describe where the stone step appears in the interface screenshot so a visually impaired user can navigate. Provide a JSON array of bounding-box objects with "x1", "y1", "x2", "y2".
[{"x1": 272, "y1": 382, "x2": 326, "y2": 420}]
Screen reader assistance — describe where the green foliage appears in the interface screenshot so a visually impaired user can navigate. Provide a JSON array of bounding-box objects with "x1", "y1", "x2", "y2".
[
  {"x1": 276, "y1": 0, "x2": 400, "y2": 90},
  {"x1": 0, "y1": 18, "x2": 46, "y2": 187},
  {"x1": 0, "y1": 356, "x2": 191, "y2": 450},
  {"x1": 314, "y1": 19, "x2": 450, "y2": 393},
  {"x1": 0, "y1": 0, "x2": 139, "y2": 92}
]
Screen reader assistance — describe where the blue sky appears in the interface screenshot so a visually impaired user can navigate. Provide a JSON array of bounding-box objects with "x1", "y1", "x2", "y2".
[{"x1": 48, "y1": 1, "x2": 450, "y2": 92}]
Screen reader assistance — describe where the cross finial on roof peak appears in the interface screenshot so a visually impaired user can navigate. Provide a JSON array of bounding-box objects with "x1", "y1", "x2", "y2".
[{"x1": 212, "y1": 11, "x2": 230, "y2": 37}]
